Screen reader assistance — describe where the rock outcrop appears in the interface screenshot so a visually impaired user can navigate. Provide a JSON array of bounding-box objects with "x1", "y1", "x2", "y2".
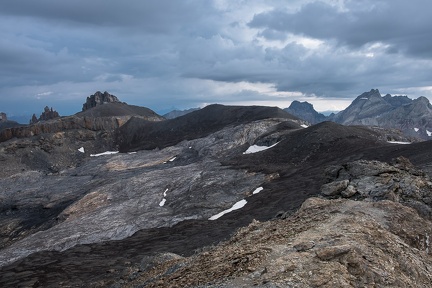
[
  {"x1": 29, "y1": 106, "x2": 60, "y2": 124},
  {"x1": 321, "y1": 157, "x2": 432, "y2": 219},
  {"x1": 0, "y1": 112, "x2": 7, "y2": 121},
  {"x1": 82, "y1": 91, "x2": 121, "y2": 111},
  {"x1": 121, "y1": 197, "x2": 432, "y2": 287}
]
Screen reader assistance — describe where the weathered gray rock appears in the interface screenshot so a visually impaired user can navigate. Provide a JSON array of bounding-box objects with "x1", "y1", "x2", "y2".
[
  {"x1": 124, "y1": 198, "x2": 432, "y2": 287},
  {"x1": 0, "y1": 118, "x2": 293, "y2": 268},
  {"x1": 321, "y1": 180, "x2": 349, "y2": 196},
  {"x1": 321, "y1": 157, "x2": 432, "y2": 219}
]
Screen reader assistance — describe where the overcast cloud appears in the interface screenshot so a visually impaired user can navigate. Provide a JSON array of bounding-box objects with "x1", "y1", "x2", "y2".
[{"x1": 1, "y1": 0, "x2": 432, "y2": 121}]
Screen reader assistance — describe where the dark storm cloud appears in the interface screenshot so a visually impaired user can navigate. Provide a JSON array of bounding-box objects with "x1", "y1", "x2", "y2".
[
  {"x1": 0, "y1": 0, "x2": 216, "y2": 33},
  {"x1": 1, "y1": 0, "x2": 432, "y2": 120},
  {"x1": 249, "y1": 0, "x2": 432, "y2": 58}
]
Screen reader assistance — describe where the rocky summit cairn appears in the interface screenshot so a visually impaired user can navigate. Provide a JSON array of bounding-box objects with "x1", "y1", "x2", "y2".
[{"x1": 82, "y1": 91, "x2": 121, "y2": 111}]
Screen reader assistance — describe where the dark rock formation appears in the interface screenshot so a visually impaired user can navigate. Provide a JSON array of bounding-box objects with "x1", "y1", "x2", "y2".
[
  {"x1": 82, "y1": 91, "x2": 121, "y2": 111},
  {"x1": 0, "y1": 112, "x2": 7, "y2": 121},
  {"x1": 321, "y1": 157, "x2": 432, "y2": 218},
  {"x1": 383, "y1": 93, "x2": 413, "y2": 107},
  {"x1": 76, "y1": 102, "x2": 164, "y2": 120},
  {"x1": 30, "y1": 106, "x2": 60, "y2": 124},
  {"x1": 284, "y1": 101, "x2": 327, "y2": 124}
]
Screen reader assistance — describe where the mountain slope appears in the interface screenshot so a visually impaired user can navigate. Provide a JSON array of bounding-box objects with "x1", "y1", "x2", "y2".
[
  {"x1": 116, "y1": 104, "x2": 300, "y2": 151},
  {"x1": 76, "y1": 102, "x2": 164, "y2": 119}
]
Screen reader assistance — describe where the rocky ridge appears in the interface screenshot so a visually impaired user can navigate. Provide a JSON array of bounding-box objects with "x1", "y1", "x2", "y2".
[
  {"x1": 122, "y1": 159, "x2": 432, "y2": 287},
  {"x1": 285, "y1": 89, "x2": 432, "y2": 140},
  {"x1": 162, "y1": 108, "x2": 200, "y2": 119},
  {"x1": 329, "y1": 89, "x2": 432, "y2": 140}
]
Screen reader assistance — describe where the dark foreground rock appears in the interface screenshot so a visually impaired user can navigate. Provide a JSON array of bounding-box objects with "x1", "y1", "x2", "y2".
[{"x1": 122, "y1": 197, "x2": 432, "y2": 287}]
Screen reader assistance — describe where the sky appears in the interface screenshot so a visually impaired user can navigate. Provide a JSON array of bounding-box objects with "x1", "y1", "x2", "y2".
[{"x1": 1, "y1": 0, "x2": 432, "y2": 121}]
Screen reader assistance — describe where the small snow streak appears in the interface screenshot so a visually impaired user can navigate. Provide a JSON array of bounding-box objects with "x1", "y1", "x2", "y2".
[
  {"x1": 209, "y1": 199, "x2": 247, "y2": 220},
  {"x1": 78, "y1": 147, "x2": 85, "y2": 153},
  {"x1": 90, "y1": 151, "x2": 119, "y2": 157},
  {"x1": 414, "y1": 128, "x2": 419, "y2": 132},
  {"x1": 243, "y1": 142, "x2": 279, "y2": 154},
  {"x1": 301, "y1": 124, "x2": 309, "y2": 128},
  {"x1": 159, "y1": 189, "x2": 169, "y2": 207},
  {"x1": 387, "y1": 141, "x2": 411, "y2": 145},
  {"x1": 252, "y1": 187, "x2": 264, "y2": 194},
  {"x1": 169, "y1": 157, "x2": 176, "y2": 162},
  {"x1": 427, "y1": 130, "x2": 432, "y2": 137}
]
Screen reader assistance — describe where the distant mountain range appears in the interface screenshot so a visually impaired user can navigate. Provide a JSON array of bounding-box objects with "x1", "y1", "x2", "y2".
[{"x1": 284, "y1": 89, "x2": 432, "y2": 140}]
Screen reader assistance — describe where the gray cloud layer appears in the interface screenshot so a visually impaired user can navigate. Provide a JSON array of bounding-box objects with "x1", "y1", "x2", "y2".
[{"x1": 1, "y1": 0, "x2": 432, "y2": 120}]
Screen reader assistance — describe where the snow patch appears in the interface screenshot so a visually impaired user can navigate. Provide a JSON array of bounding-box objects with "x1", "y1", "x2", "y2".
[
  {"x1": 159, "y1": 189, "x2": 169, "y2": 207},
  {"x1": 387, "y1": 141, "x2": 411, "y2": 145},
  {"x1": 243, "y1": 142, "x2": 279, "y2": 154},
  {"x1": 78, "y1": 147, "x2": 85, "y2": 153},
  {"x1": 209, "y1": 199, "x2": 247, "y2": 220},
  {"x1": 90, "y1": 151, "x2": 119, "y2": 157},
  {"x1": 414, "y1": 127, "x2": 419, "y2": 132},
  {"x1": 169, "y1": 157, "x2": 176, "y2": 162},
  {"x1": 252, "y1": 187, "x2": 264, "y2": 195},
  {"x1": 128, "y1": 152, "x2": 137, "y2": 155},
  {"x1": 301, "y1": 124, "x2": 309, "y2": 128},
  {"x1": 359, "y1": 97, "x2": 368, "y2": 100},
  {"x1": 427, "y1": 130, "x2": 432, "y2": 137}
]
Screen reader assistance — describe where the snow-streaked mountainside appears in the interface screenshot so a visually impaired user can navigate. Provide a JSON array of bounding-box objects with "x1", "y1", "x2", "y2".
[{"x1": 1, "y1": 92, "x2": 432, "y2": 287}]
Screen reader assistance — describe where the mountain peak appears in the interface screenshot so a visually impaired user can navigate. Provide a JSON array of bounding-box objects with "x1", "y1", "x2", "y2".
[
  {"x1": 356, "y1": 89, "x2": 381, "y2": 100},
  {"x1": 284, "y1": 101, "x2": 327, "y2": 124},
  {"x1": 82, "y1": 91, "x2": 121, "y2": 111}
]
